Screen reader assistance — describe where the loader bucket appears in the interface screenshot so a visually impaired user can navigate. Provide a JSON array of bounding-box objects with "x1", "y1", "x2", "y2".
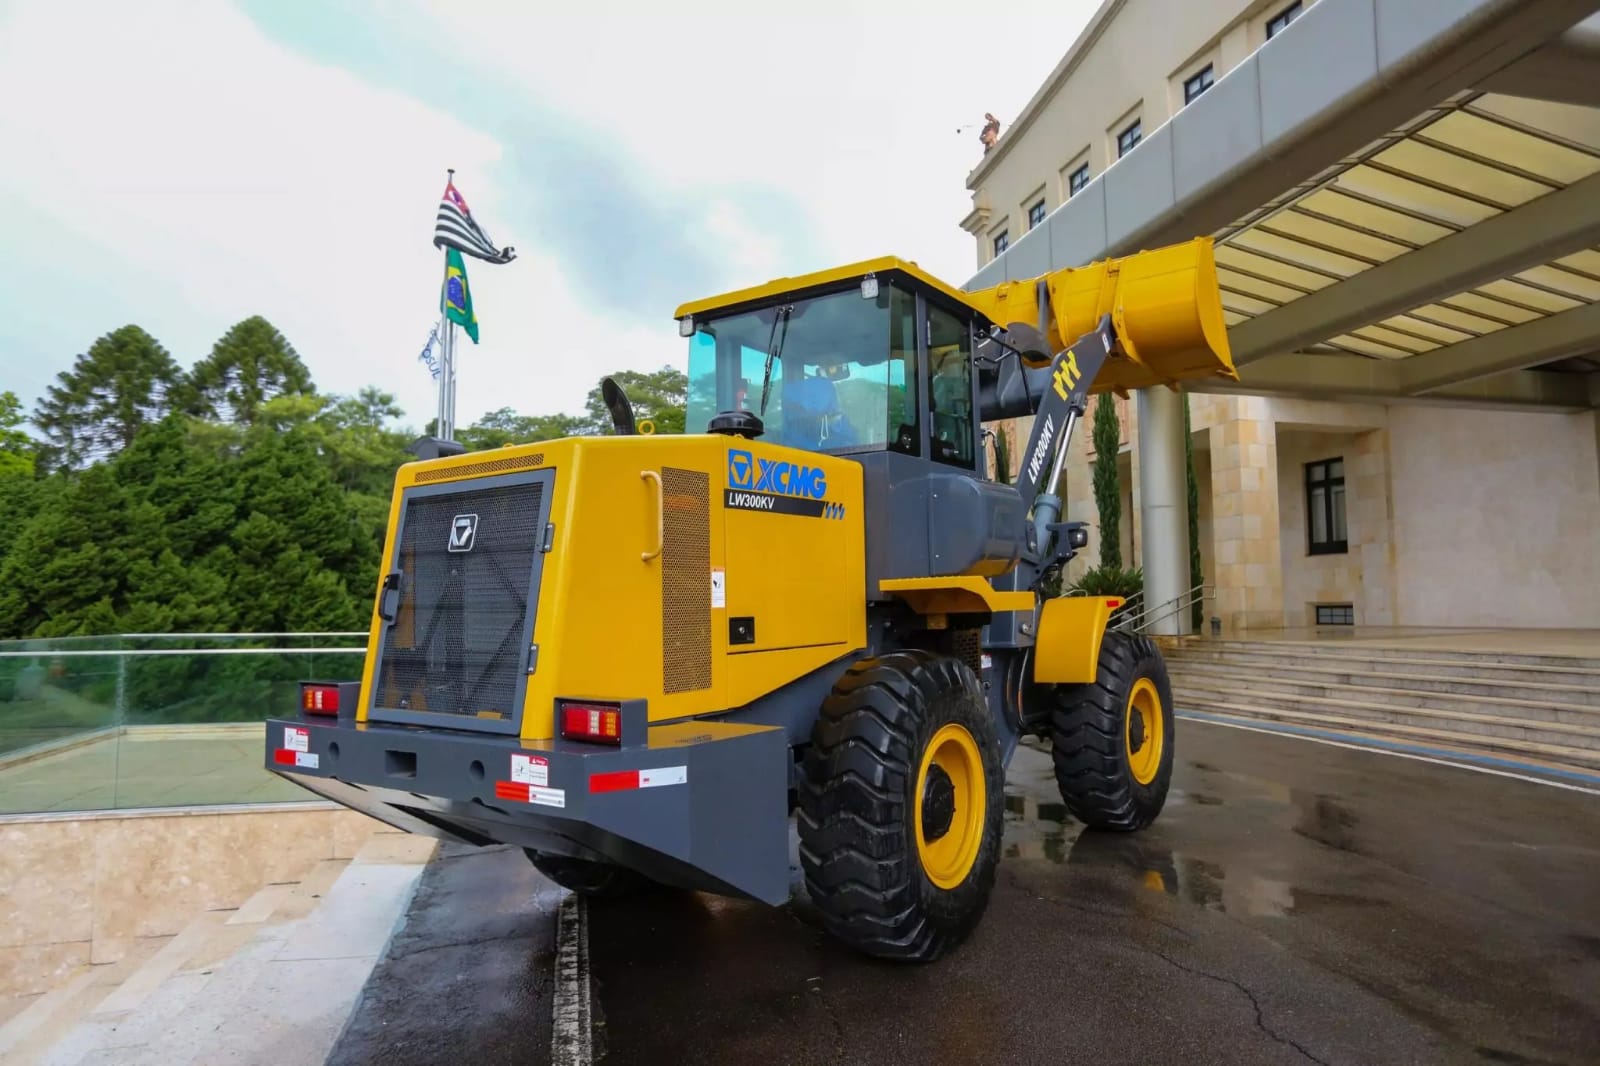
[{"x1": 1044, "y1": 237, "x2": 1238, "y2": 393}]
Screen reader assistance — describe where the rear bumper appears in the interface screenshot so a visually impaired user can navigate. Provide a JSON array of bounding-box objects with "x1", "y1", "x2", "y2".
[{"x1": 264, "y1": 714, "x2": 792, "y2": 905}]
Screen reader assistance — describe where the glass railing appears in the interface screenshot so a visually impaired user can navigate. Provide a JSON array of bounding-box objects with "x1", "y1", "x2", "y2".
[{"x1": 0, "y1": 633, "x2": 368, "y2": 815}]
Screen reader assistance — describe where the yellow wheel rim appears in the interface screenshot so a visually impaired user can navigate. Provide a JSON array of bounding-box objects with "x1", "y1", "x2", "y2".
[
  {"x1": 914, "y1": 723, "x2": 986, "y2": 890},
  {"x1": 1125, "y1": 678, "x2": 1164, "y2": 786}
]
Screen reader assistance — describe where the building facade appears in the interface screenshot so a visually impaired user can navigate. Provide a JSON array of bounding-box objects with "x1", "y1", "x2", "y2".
[{"x1": 968, "y1": 0, "x2": 1600, "y2": 632}]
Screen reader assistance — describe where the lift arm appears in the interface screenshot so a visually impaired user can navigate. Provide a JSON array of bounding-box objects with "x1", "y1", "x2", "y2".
[{"x1": 969, "y1": 236, "x2": 1239, "y2": 580}]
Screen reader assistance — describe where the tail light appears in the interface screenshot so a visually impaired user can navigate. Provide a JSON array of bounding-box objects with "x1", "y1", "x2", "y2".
[
  {"x1": 301, "y1": 683, "x2": 342, "y2": 716},
  {"x1": 560, "y1": 702, "x2": 622, "y2": 745}
]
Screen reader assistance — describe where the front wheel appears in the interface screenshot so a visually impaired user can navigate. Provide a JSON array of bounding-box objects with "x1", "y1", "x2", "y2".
[
  {"x1": 797, "y1": 651, "x2": 1005, "y2": 963},
  {"x1": 1045, "y1": 631, "x2": 1174, "y2": 830}
]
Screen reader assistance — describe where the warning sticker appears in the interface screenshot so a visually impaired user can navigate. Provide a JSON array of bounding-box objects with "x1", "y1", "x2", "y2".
[
  {"x1": 294, "y1": 751, "x2": 319, "y2": 769},
  {"x1": 980, "y1": 653, "x2": 993, "y2": 671},
  {"x1": 495, "y1": 780, "x2": 565, "y2": 808},
  {"x1": 527, "y1": 785, "x2": 565, "y2": 809},
  {"x1": 284, "y1": 727, "x2": 309, "y2": 753},
  {"x1": 639, "y1": 766, "x2": 688, "y2": 788},
  {"x1": 710, "y1": 568, "x2": 726, "y2": 609},
  {"x1": 511, "y1": 753, "x2": 549, "y2": 787}
]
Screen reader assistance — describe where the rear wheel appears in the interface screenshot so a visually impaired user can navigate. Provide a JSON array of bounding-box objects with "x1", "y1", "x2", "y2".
[
  {"x1": 797, "y1": 651, "x2": 1004, "y2": 963},
  {"x1": 524, "y1": 850, "x2": 653, "y2": 898},
  {"x1": 1045, "y1": 631, "x2": 1174, "y2": 830}
]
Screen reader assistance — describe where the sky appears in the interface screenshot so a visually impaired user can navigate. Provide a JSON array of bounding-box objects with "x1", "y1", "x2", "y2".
[{"x1": 0, "y1": 0, "x2": 1097, "y2": 433}]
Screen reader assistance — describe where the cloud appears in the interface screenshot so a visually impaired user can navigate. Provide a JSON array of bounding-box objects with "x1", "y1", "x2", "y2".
[
  {"x1": 0, "y1": 0, "x2": 1098, "y2": 432},
  {"x1": 403, "y1": 0, "x2": 1098, "y2": 280},
  {"x1": 0, "y1": 0, "x2": 506, "y2": 426},
  {"x1": 492, "y1": 115, "x2": 828, "y2": 323}
]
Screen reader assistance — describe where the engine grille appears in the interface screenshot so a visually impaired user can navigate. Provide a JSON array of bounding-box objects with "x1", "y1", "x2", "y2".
[
  {"x1": 661, "y1": 467, "x2": 711, "y2": 693},
  {"x1": 374, "y1": 478, "x2": 547, "y2": 726}
]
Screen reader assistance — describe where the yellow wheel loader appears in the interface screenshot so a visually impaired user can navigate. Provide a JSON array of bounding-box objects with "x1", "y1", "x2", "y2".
[{"x1": 265, "y1": 237, "x2": 1237, "y2": 962}]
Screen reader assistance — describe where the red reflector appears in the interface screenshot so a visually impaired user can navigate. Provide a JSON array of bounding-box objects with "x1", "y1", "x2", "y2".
[
  {"x1": 301, "y1": 684, "x2": 340, "y2": 715},
  {"x1": 560, "y1": 703, "x2": 621, "y2": 745},
  {"x1": 272, "y1": 749, "x2": 296, "y2": 765},
  {"x1": 495, "y1": 780, "x2": 531, "y2": 802},
  {"x1": 589, "y1": 770, "x2": 640, "y2": 793},
  {"x1": 1106, "y1": 598, "x2": 1123, "y2": 610}
]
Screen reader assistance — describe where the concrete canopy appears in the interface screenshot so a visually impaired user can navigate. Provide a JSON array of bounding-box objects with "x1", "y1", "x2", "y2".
[{"x1": 966, "y1": 0, "x2": 1600, "y2": 412}]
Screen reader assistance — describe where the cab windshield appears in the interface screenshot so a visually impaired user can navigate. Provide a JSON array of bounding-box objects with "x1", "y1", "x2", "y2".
[{"x1": 685, "y1": 285, "x2": 919, "y2": 455}]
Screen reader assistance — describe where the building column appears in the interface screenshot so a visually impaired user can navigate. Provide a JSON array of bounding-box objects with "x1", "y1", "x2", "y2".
[
  {"x1": 1136, "y1": 387, "x2": 1191, "y2": 635},
  {"x1": 1209, "y1": 400, "x2": 1284, "y2": 632}
]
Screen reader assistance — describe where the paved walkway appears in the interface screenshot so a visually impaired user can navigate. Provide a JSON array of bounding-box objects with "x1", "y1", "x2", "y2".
[{"x1": 336, "y1": 720, "x2": 1600, "y2": 1066}]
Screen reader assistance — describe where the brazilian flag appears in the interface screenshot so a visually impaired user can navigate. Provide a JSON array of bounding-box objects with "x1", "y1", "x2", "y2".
[{"x1": 442, "y1": 247, "x2": 480, "y2": 343}]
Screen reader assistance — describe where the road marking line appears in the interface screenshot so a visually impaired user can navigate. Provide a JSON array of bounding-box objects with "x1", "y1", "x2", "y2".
[
  {"x1": 551, "y1": 893, "x2": 592, "y2": 1066},
  {"x1": 1179, "y1": 713, "x2": 1600, "y2": 797}
]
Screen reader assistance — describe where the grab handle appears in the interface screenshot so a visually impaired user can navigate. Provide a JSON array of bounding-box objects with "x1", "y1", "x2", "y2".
[{"x1": 640, "y1": 470, "x2": 663, "y2": 562}]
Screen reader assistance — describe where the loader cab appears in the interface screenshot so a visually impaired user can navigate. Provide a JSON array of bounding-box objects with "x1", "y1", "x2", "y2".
[{"x1": 678, "y1": 258, "x2": 991, "y2": 475}]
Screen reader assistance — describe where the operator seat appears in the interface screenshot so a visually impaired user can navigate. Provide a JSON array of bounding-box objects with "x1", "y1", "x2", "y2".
[{"x1": 781, "y1": 374, "x2": 855, "y2": 449}]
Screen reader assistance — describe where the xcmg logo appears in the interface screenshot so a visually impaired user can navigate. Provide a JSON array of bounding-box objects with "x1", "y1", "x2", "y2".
[{"x1": 727, "y1": 449, "x2": 828, "y2": 499}]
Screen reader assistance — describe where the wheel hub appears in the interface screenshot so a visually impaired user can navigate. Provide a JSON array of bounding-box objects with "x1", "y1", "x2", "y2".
[
  {"x1": 1128, "y1": 709, "x2": 1147, "y2": 754},
  {"x1": 921, "y1": 763, "x2": 956, "y2": 842}
]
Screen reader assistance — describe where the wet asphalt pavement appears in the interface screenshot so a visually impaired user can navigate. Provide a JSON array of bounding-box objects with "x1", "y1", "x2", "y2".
[{"x1": 329, "y1": 721, "x2": 1600, "y2": 1065}]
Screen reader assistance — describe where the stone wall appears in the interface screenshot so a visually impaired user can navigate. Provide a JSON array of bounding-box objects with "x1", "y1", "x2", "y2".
[
  {"x1": 1388, "y1": 406, "x2": 1600, "y2": 628},
  {"x1": 0, "y1": 804, "x2": 391, "y2": 998},
  {"x1": 991, "y1": 392, "x2": 1598, "y2": 631}
]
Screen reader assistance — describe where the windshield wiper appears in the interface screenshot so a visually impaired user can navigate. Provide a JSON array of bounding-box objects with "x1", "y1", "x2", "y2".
[{"x1": 758, "y1": 305, "x2": 792, "y2": 417}]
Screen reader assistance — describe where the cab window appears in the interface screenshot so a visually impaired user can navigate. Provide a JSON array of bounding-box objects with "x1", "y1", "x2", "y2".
[
  {"x1": 684, "y1": 284, "x2": 920, "y2": 458},
  {"x1": 927, "y1": 305, "x2": 975, "y2": 468}
]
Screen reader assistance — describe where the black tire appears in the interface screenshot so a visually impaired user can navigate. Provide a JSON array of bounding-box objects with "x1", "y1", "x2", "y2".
[
  {"x1": 797, "y1": 650, "x2": 1005, "y2": 963},
  {"x1": 1045, "y1": 631, "x2": 1174, "y2": 831},
  {"x1": 524, "y1": 850, "x2": 652, "y2": 898}
]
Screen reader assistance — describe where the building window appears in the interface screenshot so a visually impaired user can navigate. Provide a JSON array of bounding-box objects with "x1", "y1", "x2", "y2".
[
  {"x1": 1068, "y1": 163, "x2": 1090, "y2": 196},
  {"x1": 1027, "y1": 199, "x2": 1046, "y2": 229},
  {"x1": 1305, "y1": 457, "x2": 1347, "y2": 555},
  {"x1": 1315, "y1": 604, "x2": 1355, "y2": 626},
  {"x1": 1267, "y1": 1, "x2": 1302, "y2": 39},
  {"x1": 1184, "y1": 65, "x2": 1214, "y2": 105},
  {"x1": 993, "y1": 231, "x2": 1009, "y2": 256},
  {"x1": 1117, "y1": 120, "x2": 1142, "y2": 158}
]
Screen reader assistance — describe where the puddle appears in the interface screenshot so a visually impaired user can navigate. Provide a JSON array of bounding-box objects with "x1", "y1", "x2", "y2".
[{"x1": 994, "y1": 744, "x2": 1352, "y2": 919}]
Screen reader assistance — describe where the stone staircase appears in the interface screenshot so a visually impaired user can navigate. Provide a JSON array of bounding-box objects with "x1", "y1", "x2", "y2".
[
  {"x1": 1163, "y1": 639, "x2": 1600, "y2": 775},
  {"x1": 0, "y1": 831, "x2": 436, "y2": 1066}
]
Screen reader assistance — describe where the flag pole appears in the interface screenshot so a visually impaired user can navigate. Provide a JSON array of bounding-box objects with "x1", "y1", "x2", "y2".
[{"x1": 437, "y1": 169, "x2": 458, "y2": 442}]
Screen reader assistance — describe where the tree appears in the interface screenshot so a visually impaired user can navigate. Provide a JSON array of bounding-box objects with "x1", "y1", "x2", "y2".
[
  {"x1": 1091, "y1": 393, "x2": 1122, "y2": 570},
  {"x1": 1184, "y1": 394, "x2": 1204, "y2": 631},
  {"x1": 0, "y1": 410, "x2": 375, "y2": 640},
  {"x1": 584, "y1": 366, "x2": 687, "y2": 435},
  {"x1": 0, "y1": 391, "x2": 35, "y2": 479},
  {"x1": 33, "y1": 325, "x2": 183, "y2": 469},
  {"x1": 189, "y1": 316, "x2": 314, "y2": 426},
  {"x1": 457, "y1": 408, "x2": 588, "y2": 451},
  {"x1": 991, "y1": 424, "x2": 1012, "y2": 485}
]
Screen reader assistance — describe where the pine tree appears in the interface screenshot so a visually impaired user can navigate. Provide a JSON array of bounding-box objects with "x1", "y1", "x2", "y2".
[
  {"x1": 34, "y1": 325, "x2": 183, "y2": 469},
  {"x1": 0, "y1": 391, "x2": 35, "y2": 480},
  {"x1": 1091, "y1": 393, "x2": 1122, "y2": 570},
  {"x1": 189, "y1": 316, "x2": 314, "y2": 426}
]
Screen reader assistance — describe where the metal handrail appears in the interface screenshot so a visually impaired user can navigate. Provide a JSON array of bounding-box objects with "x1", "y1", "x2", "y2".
[{"x1": 1112, "y1": 582, "x2": 1212, "y2": 634}]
